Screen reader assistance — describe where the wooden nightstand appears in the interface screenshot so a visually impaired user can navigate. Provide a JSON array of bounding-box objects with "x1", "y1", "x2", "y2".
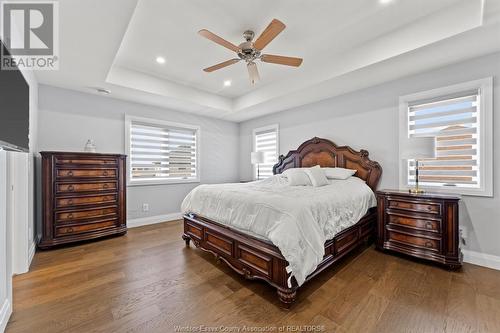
[{"x1": 376, "y1": 189, "x2": 462, "y2": 269}]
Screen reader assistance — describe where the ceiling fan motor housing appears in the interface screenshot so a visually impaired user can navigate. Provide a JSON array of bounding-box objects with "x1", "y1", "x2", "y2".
[
  {"x1": 243, "y1": 30, "x2": 255, "y2": 42},
  {"x1": 238, "y1": 32, "x2": 261, "y2": 62}
]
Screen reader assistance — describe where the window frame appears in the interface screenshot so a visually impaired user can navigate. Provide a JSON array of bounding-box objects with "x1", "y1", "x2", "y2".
[
  {"x1": 398, "y1": 77, "x2": 493, "y2": 197},
  {"x1": 125, "y1": 115, "x2": 201, "y2": 186},
  {"x1": 252, "y1": 124, "x2": 279, "y2": 180}
]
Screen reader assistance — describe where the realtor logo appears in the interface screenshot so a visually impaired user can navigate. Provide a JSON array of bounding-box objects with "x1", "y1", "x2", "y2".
[{"x1": 1, "y1": 1, "x2": 59, "y2": 70}]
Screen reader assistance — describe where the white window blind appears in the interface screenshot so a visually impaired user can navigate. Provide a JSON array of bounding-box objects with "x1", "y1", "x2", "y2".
[
  {"x1": 126, "y1": 117, "x2": 199, "y2": 185},
  {"x1": 408, "y1": 90, "x2": 479, "y2": 188},
  {"x1": 253, "y1": 125, "x2": 279, "y2": 180}
]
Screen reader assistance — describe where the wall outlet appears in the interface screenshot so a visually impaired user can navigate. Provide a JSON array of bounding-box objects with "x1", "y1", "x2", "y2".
[{"x1": 142, "y1": 203, "x2": 149, "y2": 212}]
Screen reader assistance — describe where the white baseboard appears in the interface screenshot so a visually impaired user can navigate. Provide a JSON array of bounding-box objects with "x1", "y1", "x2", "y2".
[
  {"x1": 0, "y1": 299, "x2": 12, "y2": 333},
  {"x1": 13, "y1": 241, "x2": 36, "y2": 275},
  {"x1": 127, "y1": 212, "x2": 183, "y2": 229},
  {"x1": 463, "y1": 249, "x2": 500, "y2": 271},
  {"x1": 28, "y1": 241, "x2": 36, "y2": 267}
]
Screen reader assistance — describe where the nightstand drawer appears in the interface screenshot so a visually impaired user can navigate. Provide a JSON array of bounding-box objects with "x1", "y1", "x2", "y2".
[
  {"x1": 387, "y1": 229, "x2": 440, "y2": 252},
  {"x1": 388, "y1": 199, "x2": 441, "y2": 215},
  {"x1": 387, "y1": 212, "x2": 441, "y2": 233}
]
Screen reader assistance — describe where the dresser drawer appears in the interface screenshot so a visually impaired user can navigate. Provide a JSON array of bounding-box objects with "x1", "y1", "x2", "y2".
[
  {"x1": 55, "y1": 194, "x2": 118, "y2": 209},
  {"x1": 387, "y1": 229, "x2": 440, "y2": 252},
  {"x1": 388, "y1": 199, "x2": 441, "y2": 215},
  {"x1": 55, "y1": 156, "x2": 117, "y2": 166},
  {"x1": 55, "y1": 219, "x2": 119, "y2": 237},
  {"x1": 56, "y1": 181, "x2": 117, "y2": 194},
  {"x1": 55, "y1": 206, "x2": 118, "y2": 223},
  {"x1": 387, "y1": 212, "x2": 441, "y2": 233},
  {"x1": 56, "y1": 168, "x2": 117, "y2": 179}
]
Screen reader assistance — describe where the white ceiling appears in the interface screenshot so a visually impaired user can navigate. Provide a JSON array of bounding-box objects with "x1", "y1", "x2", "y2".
[{"x1": 35, "y1": 0, "x2": 500, "y2": 122}]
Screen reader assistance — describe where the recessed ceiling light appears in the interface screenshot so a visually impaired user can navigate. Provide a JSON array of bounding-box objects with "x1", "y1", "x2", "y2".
[
  {"x1": 379, "y1": 0, "x2": 393, "y2": 4},
  {"x1": 223, "y1": 80, "x2": 232, "y2": 87},
  {"x1": 96, "y1": 87, "x2": 111, "y2": 95},
  {"x1": 156, "y1": 56, "x2": 166, "y2": 64}
]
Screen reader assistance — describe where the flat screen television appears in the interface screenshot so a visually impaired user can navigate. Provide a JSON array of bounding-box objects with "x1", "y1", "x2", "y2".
[{"x1": 0, "y1": 39, "x2": 30, "y2": 152}]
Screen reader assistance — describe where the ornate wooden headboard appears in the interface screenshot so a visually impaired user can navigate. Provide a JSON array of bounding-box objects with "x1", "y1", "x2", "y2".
[{"x1": 273, "y1": 137, "x2": 382, "y2": 191}]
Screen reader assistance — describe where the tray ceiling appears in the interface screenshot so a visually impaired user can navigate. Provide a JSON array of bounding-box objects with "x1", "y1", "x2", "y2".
[{"x1": 35, "y1": 0, "x2": 500, "y2": 122}]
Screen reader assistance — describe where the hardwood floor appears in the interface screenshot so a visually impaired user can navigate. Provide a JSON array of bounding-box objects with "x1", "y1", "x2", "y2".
[{"x1": 7, "y1": 220, "x2": 500, "y2": 332}]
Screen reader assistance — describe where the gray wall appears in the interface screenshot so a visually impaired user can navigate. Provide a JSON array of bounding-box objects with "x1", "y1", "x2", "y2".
[
  {"x1": 239, "y1": 52, "x2": 500, "y2": 258},
  {"x1": 38, "y1": 85, "x2": 239, "y2": 220}
]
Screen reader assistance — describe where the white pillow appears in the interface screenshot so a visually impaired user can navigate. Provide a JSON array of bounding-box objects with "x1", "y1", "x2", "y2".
[
  {"x1": 283, "y1": 168, "x2": 312, "y2": 186},
  {"x1": 323, "y1": 167, "x2": 357, "y2": 180},
  {"x1": 304, "y1": 166, "x2": 329, "y2": 187}
]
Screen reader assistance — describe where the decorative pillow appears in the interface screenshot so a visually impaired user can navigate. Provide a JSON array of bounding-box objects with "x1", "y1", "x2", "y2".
[
  {"x1": 304, "y1": 166, "x2": 329, "y2": 187},
  {"x1": 283, "y1": 168, "x2": 312, "y2": 186},
  {"x1": 323, "y1": 167, "x2": 357, "y2": 180}
]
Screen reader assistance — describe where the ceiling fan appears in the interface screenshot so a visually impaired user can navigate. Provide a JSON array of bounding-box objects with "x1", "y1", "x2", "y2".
[{"x1": 198, "y1": 19, "x2": 303, "y2": 85}]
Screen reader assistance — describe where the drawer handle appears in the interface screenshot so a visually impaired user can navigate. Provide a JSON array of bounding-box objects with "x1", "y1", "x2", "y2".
[
  {"x1": 67, "y1": 213, "x2": 73, "y2": 219},
  {"x1": 427, "y1": 206, "x2": 433, "y2": 211},
  {"x1": 103, "y1": 171, "x2": 108, "y2": 176},
  {"x1": 68, "y1": 199, "x2": 73, "y2": 205},
  {"x1": 68, "y1": 185, "x2": 74, "y2": 191},
  {"x1": 103, "y1": 184, "x2": 109, "y2": 189},
  {"x1": 393, "y1": 202, "x2": 399, "y2": 207},
  {"x1": 425, "y1": 241, "x2": 433, "y2": 248},
  {"x1": 426, "y1": 222, "x2": 433, "y2": 229},
  {"x1": 67, "y1": 170, "x2": 74, "y2": 176},
  {"x1": 67, "y1": 227, "x2": 74, "y2": 233}
]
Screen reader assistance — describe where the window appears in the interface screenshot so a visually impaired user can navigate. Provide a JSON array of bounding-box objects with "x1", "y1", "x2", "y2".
[
  {"x1": 125, "y1": 116, "x2": 200, "y2": 185},
  {"x1": 399, "y1": 78, "x2": 493, "y2": 196},
  {"x1": 253, "y1": 124, "x2": 279, "y2": 180}
]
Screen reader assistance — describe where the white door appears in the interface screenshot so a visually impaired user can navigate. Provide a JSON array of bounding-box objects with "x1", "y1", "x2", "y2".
[
  {"x1": 8, "y1": 152, "x2": 30, "y2": 274},
  {"x1": 0, "y1": 150, "x2": 12, "y2": 332}
]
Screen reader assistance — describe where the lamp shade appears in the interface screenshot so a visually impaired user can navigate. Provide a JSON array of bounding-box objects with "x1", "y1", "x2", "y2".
[
  {"x1": 400, "y1": 136, "x2": 435, "y2": 160},
  {"x1": 251, "y1": 151, "x2": 265, "y2": 164}
]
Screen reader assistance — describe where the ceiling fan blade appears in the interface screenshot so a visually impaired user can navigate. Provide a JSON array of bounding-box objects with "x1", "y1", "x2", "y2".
[
  {"x1": 261, "y1": 54, "x2": 303, "y2": 67},
  {"x1": 203, "y1": 59, "x2": 240, "y2": 72},
  {"x1": 198, "y1": 29, "x2": 240, "y2": 53},
  {"x1": 247, "y1": 62, "x2": 260, "y2": 85},
  {"x1": 254, "y1": 19, "x2": 286, "y2": 51}
]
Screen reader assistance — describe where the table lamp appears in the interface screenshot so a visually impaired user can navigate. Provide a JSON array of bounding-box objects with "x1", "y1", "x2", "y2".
[
  {"x1": 401, "y1": 137, "x2": 435, "y2": 194},
  {"x1": 251, "y1": 151, "x2": 265, "y2": 180}
]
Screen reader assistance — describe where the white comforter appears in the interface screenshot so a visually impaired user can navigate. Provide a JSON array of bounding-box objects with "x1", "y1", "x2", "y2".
[{"x1": 181, "y1": 175, "x2": 376, "y2": 287}]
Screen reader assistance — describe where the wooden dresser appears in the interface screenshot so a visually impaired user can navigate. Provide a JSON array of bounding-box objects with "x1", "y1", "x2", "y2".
[
  {"x1": 376, "y1": 190, "x2": 462, "y2": 269},
  {"x1": 39, "y1": 152, "x2": 127, "y2": 249}
]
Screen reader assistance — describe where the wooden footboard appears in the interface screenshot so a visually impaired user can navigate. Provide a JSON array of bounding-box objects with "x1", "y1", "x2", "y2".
[{"x1": 182, "y1": 208, "x2": 376, "y2": 307}]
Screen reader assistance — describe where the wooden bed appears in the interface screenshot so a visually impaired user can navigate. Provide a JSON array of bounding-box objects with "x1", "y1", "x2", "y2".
[{"x1": 182, "y1": 137, "x2": 382, "y2": 307}]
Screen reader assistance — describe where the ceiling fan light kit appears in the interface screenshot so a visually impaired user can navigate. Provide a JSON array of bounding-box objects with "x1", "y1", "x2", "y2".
[
  {"x1": 247, "y1": 62, "x2": 260, "y2": 85},
  {"x1": 198, "y1": 19, "x2": 303, "y2": 85}
]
